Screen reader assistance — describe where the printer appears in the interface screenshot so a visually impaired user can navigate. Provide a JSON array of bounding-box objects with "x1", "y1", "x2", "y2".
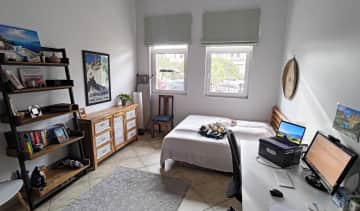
[
  {"x1": 258, "y1": 121, "x2": 306, "y2": 168},
  {"x1": 259, "y1": 137, "x2": 303, "y2": 168}
]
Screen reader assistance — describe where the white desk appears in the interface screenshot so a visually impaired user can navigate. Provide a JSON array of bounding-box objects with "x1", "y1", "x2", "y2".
[{"x1": 241, "y1": 140, "x2": 341, "y2": 211}]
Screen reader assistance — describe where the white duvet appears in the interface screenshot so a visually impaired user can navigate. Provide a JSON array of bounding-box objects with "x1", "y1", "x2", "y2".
[{"x1": 160, "y1": 115, "x2": 275, "y2": 172}]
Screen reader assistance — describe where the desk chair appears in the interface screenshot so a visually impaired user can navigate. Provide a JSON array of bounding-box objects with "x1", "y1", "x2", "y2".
[
  {"x1": 151, "y1": 95, "x2": 174, "y2": 137},
  {"x1": 226, "y1": 130, "x2": 242, "y2": 203},
  {"x1": 0, "y1": 179, "x2": 30, "y2": 211}
]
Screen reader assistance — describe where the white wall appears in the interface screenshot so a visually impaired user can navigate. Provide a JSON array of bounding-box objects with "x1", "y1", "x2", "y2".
[
  {"x1": 136, "y1": 0, "x2": 289, "y2": 126},
  {"x1": 0, "y1": 0, "x2": 137, "y2": 180},
  {"x1": 279, "y1": 0, "x2": 360, "y2": 152}
]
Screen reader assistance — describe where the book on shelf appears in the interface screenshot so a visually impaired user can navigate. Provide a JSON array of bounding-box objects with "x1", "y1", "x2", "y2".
[{"x1": 5, "y1": 129, "x2": 48, "y2": 155}]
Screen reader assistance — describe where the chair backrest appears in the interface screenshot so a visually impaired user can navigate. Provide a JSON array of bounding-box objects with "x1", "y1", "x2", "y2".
[
  {"x1": 158, "y1": 95, "x2": 174, "y2": 117},
  {"x1": 227, "y1": 130, "x2": 241, "y2": 184}
]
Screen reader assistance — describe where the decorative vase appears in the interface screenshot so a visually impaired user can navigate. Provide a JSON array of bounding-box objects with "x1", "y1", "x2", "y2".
[{"x1": 121, "y1": 99, "x2": 127, "y2": 106}]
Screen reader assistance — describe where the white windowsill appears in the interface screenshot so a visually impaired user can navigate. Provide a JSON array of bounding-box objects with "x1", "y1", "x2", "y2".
[
  {"x1": 152, "y1": 90, "x2": 187, "y2": 95},
  {"x1": 205, "y1": 93, "x2": 248, "y2": 99}
]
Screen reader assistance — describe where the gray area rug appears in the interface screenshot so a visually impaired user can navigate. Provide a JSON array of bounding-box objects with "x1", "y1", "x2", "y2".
[{"x1": 63, "y1": 167, "x2": 191, "y2": 211}]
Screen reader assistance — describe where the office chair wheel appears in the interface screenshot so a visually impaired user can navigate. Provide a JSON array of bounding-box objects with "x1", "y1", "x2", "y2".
[{"x1": 227, "y1": 207, "x2": 236, "y2": 211}]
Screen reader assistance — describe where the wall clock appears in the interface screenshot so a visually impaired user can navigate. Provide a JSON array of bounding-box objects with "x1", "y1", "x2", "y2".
[{"x1": 282, "y1": 57, "x2": 299, "y2": 100}]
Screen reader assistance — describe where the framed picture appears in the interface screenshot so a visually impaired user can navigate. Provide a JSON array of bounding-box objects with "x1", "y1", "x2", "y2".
[
  {"x1": 18, "y1": 68, "x2": 46, "y2": 88},
  {"x1": 53, "y1": 127, "x2": 68, "y2": 144},
  {"x1": 78, "y1": 107, "x2": 86, "y2": 119},
  {"x1": 82, "y1": 50, "x2": 111, "y2": 106},
  {"x1": 333, "y1": 104, "x2": 360, "y2": 142},
  {"x1": 0, "y1": 24, "x2": 41, "y2": 61}
]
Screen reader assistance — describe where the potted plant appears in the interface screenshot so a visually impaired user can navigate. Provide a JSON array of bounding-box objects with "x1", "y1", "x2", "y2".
[{"x1": 118, "y1": 93, "x2": 131, "y2": 106}]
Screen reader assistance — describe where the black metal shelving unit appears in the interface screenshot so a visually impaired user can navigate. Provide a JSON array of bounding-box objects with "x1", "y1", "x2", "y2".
[{"x1": 0, "y1": 47, "x2": 89, "y2": 210}]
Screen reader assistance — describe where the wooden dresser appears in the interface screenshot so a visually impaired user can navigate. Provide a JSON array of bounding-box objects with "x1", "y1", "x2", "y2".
[{"x1": 79, "y1": 104, "x2": 138, "y2": 169}]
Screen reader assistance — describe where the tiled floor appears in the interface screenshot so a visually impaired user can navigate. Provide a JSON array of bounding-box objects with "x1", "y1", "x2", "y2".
[{"x1": 1, "y1": 133, "x2": 242, "y2": 211}]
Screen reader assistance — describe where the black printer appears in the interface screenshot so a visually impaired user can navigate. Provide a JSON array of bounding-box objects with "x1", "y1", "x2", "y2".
[
  {"x1": 258, "y1": 137, "x2": 303, "y2": 168},
  {"x1": 258, "y1": 121, "x2": 306, "y2": 168}
]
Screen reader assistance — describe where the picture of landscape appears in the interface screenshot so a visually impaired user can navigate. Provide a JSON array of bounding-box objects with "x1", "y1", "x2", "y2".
[
  {"x1": 277, "y1": 121, "x2": 305, "y2": 144},
  {"x1": 0, "y1": 24, "x2": 41, "y2": 53},
  {"x1": 333, "y1": 104, "x2": 360, "y2": 142}
]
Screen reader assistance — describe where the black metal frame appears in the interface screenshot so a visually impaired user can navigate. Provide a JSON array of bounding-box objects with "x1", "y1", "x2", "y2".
[
  {"x1": 0, "y1": 47, "x2": 87, "y2": 210},
  {"x1": 81, "y1": 50, "x2": 112, "y2": 106}
]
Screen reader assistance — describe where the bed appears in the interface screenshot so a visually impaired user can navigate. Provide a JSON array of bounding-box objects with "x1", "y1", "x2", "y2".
[{"x1": 160, "y1": 107, "x2": 288, "y2": 172}]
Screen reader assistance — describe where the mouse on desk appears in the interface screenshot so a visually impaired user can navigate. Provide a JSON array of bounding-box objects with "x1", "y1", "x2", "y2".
[{"x1": 270, "y1": 188, "x2": 283, "y2": 198}]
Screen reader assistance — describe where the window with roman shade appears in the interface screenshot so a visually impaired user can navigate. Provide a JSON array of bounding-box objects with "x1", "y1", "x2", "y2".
[
  {"x1": 202, "y1": 9, "x2": 261, "y2": 44},
  {"x1": 144, "y1": 13, "x2": 192, "y2": 45}
]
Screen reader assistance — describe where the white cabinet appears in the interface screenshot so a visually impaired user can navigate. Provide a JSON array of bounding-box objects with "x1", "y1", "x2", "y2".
[{"x1": 79, "y1": 104, "x2": 138, "y2": 169}]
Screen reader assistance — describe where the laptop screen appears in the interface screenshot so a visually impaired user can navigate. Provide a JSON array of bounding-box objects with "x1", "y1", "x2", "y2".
[{"x1": 276, "y1": 121, "x2": 306, "y2": 145}]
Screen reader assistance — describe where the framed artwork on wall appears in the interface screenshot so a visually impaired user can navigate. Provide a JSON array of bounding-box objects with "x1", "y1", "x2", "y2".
[
  {"x1": 333, "y1": 104, "x2": 360, "y2": 142},
  {"x1": 82, "y1": 50, "x2": 111, "y2": 106}
]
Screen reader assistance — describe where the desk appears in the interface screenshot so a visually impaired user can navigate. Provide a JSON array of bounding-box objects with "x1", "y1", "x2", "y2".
[{"x1": 241, "y1": 140, "x2": 341, "y2": 211}]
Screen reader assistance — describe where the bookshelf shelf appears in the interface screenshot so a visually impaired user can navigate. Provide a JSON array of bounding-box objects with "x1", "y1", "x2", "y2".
[
  {"x1": 0, "y1": 61, "x2": 68, "y2": 67},
  {"x1": 14, "y1": 110, "x2": 77, "y2": 126},
  {"x1": 7, "y1": 136, "x2": 85, "y2": 160},
  {"x1": 8, "y1": 85, "x2": 73, "y2": 94},
  {"x1": 33, "y1": 161, "x2": 90, "y2": 200}
]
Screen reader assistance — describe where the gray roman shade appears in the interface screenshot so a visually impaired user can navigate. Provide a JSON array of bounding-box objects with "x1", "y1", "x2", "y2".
[
  {"x1": 144, "y1": 13, "x2": 192, "y2": 45},
  {"x1": 202, "y1": 9, "x2": 260, "y2": 44}
]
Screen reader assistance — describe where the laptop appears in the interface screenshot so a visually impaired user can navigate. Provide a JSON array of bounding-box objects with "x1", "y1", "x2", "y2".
[{"x1": 272, "y1": 121, "x2": 306, "y2": 146}]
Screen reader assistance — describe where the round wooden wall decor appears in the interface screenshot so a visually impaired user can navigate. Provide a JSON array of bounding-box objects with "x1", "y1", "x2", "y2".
[{"x1": 282, "y1": 57, "x2": 299, "y2": 100}]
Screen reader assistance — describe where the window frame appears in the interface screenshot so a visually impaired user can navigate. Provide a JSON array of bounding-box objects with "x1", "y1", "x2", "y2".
[
  {"x1": 204, "y1": 45, "x2": 253, "y2": 98},
  {"x1": 150, "y1": 45, "x2": 188, "y2": 95}
]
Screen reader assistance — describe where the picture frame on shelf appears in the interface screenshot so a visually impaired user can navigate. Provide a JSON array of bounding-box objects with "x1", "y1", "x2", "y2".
[
  {"x1": 78, "y1": 108, "x2": 86, "y2": 119},
  {"x1": 82, "y1": 50, "x2": 111, "y2": 106},
  {"x1": 47, "y1": 124, "x2": 70, "y2": 144},
  {"x1": 18, "y1": 68, "x2": 46, "y2": 88},
  {"x1": 53, "y1": 127, "x2": 68, "y2": 144}
]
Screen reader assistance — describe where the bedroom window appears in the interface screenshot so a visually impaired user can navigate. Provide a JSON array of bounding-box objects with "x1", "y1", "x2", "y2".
[
  {"x1": 150, "y1": 45, "x2": 188, "y2": 94},
  {"x1": 205, "y1": 45, "x2": 253, "y2": 98}
]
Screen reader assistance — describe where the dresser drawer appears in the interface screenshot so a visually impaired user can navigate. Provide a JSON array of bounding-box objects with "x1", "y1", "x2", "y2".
[
  {"x1": 96, "y1": 143, "x2": 112, "y2": 160},
  {"x1": 95, "y1": 119, "x2": 110, "y2": 134},
  {"x1": 127, "y1": 129, "x2": 137, "y2": 140},
  {"x1": 126, "y1": 119, "x2": 136, "y2": 130},
  {"x1": 126, "y1": 109, "x2": 136, "y2": 120},
  {"x1": 95, "y1": 130, "x2": 111, "y2": 147}
]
